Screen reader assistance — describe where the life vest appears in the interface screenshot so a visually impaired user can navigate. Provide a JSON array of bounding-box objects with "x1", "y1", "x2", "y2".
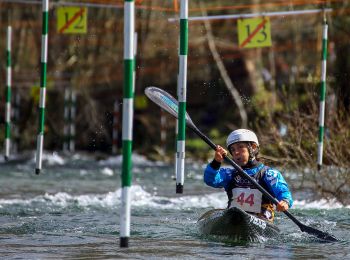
[{"x1": 226, "y1": 166, "x2": 275, "y2": 221}]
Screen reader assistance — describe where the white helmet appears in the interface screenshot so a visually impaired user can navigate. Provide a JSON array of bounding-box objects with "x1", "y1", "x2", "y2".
[{"x1": 226, "y1": 129, "x2": 259, "y2": 149}]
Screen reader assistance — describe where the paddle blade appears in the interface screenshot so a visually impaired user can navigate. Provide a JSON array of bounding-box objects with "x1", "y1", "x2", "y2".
[
  {"x1": 300, "y1": 223, "x2": 338, "y2": 242},
  {"x1": 284, "y1": 210, "x2": 339, "y2": 242},
  {"x1": 145, "y1": 86, "x2": 195, "y2": 127}
]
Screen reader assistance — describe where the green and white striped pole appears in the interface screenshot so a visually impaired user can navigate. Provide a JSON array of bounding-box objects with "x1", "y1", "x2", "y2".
[
  {"x1": 317, "y1": 17, "x2": 328, "y2": 171},
  {"x1": 176, "y1": 0, "x2": 188, "y2": 194},
  {"x1": 35, "y1": 0, "x2": 49, "y2": 174},
  {"x1": 4, "y1": 26, "x2": 12, "y2": 161},
  {"x1": 120, "y1": 0, "x2": 134, "y2": 248},
  {"x1": 63, "y1": 87, "x2": 76, "y2": 152}
]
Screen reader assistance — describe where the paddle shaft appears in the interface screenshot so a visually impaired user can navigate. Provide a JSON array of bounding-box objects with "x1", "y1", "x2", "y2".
[{"x1": 188, "y1": 123, "x2": 338, "y2": 241}]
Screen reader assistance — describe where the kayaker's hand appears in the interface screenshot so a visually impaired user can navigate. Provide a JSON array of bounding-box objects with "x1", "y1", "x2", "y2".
[
  {"x1": 214, "y1": 145, "x2": 228, "y2": 163},
  {"x1": 277, "y1": 200, "x2": 289, "y2": 212}
]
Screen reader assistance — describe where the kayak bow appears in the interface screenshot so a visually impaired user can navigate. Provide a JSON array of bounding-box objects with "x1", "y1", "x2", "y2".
[{"x1": 197, "y1": 207, "x2": 280, "y2": 241}]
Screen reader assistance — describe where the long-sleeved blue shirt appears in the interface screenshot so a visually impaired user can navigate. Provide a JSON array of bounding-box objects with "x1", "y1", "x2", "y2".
[{"x1": 204, "y1": 162, "x2": 293, "y2": 207}]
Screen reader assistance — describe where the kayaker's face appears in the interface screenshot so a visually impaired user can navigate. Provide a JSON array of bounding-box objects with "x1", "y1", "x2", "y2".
[{"x1": 229, "y1": 142, "x2": 250, "y2": 166}]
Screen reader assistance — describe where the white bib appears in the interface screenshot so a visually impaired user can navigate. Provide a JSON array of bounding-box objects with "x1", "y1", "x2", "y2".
[{"x1": 230, "y1": 187, "x2": 262, "y2": 213}]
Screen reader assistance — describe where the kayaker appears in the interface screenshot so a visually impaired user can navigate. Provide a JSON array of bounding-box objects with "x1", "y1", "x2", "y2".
[{"x1": 204, "y1": 129, "x2": 293, "y2": 222}]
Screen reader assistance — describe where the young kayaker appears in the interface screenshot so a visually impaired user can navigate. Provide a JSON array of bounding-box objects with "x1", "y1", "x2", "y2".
[{"x1": 204, "y1": 129, "x2": 293, "y2": 222}]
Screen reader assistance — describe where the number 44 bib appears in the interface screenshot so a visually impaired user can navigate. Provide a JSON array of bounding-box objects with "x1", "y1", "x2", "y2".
[{"x1": 231, "y1": 188, "x2": 262, "y2": 213}]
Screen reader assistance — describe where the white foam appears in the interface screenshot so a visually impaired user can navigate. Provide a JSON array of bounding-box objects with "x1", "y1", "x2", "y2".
[
  {"x1": 101, "y1": 167, "x2": 114, "y2": 176},
  {"x1": 98, "y1": 155, "x2": 122, "y2": 165},
  {"x1": 293, "y1": 198, "x2": 349, "y2": 209},
  {"x1": 79, "y1": 169, "x2": 88, "y2": 176},
  {"x1": 0, "y1": 186, "x2": 225, "y2": 210},
  {"x1": 31, "y1": 151, "x2": 66, "y2": 165},
  {"x1": 0, "y1": 187, "x2": 349, "y2": 211},
  {"x1": 98, "y1": 154, "x2": 166, "y2": 167}
]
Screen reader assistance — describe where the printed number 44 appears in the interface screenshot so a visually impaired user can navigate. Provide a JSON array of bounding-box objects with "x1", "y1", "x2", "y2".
[{"x1": 237, "y1": 192, "x2": 254, "y2": 206}]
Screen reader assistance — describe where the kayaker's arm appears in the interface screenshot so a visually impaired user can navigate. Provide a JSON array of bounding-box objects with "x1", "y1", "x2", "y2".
[
  {"x1": 204, "y1": 163, "x2": 232, "y2": 189},
  {"x1": 263, "y1": 168, "x2": 294, "y2": 208},
  {"x1": 204, "y1": 145, "x2": 233, "y2": 188}
]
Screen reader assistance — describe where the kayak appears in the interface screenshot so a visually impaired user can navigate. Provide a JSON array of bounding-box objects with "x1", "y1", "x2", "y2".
[{"x1": 197, "y1": 207, "x2": 280, "y2": 241}]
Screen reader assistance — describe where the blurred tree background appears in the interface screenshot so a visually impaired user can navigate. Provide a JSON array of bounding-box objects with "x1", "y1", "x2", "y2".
[{"x1": 0, "y1": 0, "x2": 349, "y2": 174}]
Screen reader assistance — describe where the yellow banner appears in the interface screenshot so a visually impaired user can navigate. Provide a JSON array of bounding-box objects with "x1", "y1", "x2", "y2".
[
  {"x1": 238, "y1": 17, "x2": 272, "y2": 48},
  {"x1": 57, "y1": 7, "x2": 87, "y2": 34}
]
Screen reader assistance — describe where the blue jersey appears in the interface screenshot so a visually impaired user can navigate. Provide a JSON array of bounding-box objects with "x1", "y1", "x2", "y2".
[{"x1": 204, "y1": 162, "x2": 293, "y2": 207}]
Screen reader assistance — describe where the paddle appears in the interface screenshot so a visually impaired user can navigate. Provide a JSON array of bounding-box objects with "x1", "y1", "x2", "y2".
[{"x1": 145, "y1": 86, "x2": 339, "y2": 242}]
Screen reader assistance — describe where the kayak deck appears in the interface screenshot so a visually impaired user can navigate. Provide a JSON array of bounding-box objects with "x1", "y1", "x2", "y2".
[{"x1": 197, "y1": 207, "x2": 280, "y2": 241}]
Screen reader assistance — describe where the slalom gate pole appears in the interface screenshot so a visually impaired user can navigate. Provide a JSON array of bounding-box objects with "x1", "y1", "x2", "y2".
[
  {"x1": 176, "y1": 0, "x2": 188, "y2": 194},
  {"x1": 317, "y1": 15, "x2": 328, "y2": 171},
  {"x1": 63, "y1": 87, "x2": 75, "y2": 152},
  {"x1": 120, "y1": 0, "x2": 135, "y2": 248},
  {"x1": 4, "y1": 26, "x2": 12, "y2": 161},
  {"x1": 35, "y1": 0, "x2": 49, "y2": 174}
]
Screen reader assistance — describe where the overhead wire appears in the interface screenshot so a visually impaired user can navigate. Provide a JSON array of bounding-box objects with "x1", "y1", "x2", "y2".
[{"x1": 0, "y1": 0, "x2": 347, "y2": 12}]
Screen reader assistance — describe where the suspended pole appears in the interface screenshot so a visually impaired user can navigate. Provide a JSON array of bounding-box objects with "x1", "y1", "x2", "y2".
[
  {"x1": 120, "y1": 0, "x2": 135, "y2": 248},
  {"x1": 35, "y1": 0, "x2": 49, "y2": 174},
  {"x1": 176, "y1": 0, "x2": 188, "y2": 194},
  {"x1": 4, "y1": 26, "x2": 12, "y2": 161},
  {"x1": 63, "y1": 87, "x2": 76, "y2": 152},
  {"x1": 317, "y1": 15, "x2": 328, "y2": 170}
]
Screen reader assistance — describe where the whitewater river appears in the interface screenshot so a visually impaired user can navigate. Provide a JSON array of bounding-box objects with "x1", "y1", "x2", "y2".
[{"x1": 0, "y1": 152, "x2": 349, "y2": 259}]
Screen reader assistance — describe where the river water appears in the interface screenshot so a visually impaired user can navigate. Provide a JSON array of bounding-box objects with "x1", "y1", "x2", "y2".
[{"x1": 0, "y1": 152, "x2": 349, "y2": 259}]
